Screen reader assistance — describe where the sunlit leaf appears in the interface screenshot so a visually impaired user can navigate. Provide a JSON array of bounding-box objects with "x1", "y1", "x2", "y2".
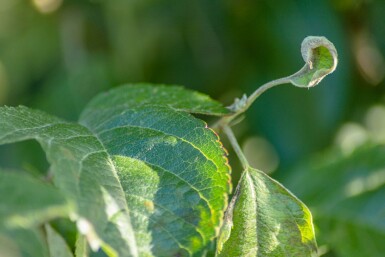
[
  {"x1": 80, "y1": 83, "x2": 230, "y2": 118},
  {"x1": 216, "y1": 168, "x2": 317, "y2": 257},
  {"x1": 0, "y1": 106, "x2": 138, "y2": 257},
  {"x1": 80, "y1": 85, "x2": 231, "y2": 256}
]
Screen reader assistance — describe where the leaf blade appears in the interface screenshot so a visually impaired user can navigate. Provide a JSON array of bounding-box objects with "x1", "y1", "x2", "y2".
[
  {"x1": 0, "y1": 106, "x2": 138, "y2": 257},
  {"x1": 45, "y1": 224, "x2": 74, "y2": 257},
  {"x1": 80, "y1": 84, "x2": 230, "y2": 120},
  {"x1": 80, "y1": 85, "x2": 231, "y2": 256},
  {"x1": 0, "y1": 171, "x2": 70, "y2": 230},
  {"x1": 217, "y1": 168, "x2": 317, "y2": 257},
  {"x1": 0, "y1": 228, "x2": 50, "y2": 257},
  {"x1": 289, "y1": 36, "x2": 338, "y2": 88}
]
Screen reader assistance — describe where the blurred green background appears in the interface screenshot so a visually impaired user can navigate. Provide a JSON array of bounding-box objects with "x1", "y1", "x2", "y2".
[{"x1": 1, "y1": 0, "x2": 385, "y2": 256}]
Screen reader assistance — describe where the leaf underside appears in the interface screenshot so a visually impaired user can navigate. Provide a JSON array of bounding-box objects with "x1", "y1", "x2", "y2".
[
  {"x1": 80, "y1": 84, "x2": 231, "y2": 256},
  {"x1": 290, "y1": 36, "x2": 338, "y2": 88}
]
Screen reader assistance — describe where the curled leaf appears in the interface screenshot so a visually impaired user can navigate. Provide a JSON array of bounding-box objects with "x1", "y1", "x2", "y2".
[{"x1": 289, "y1": 36, "x2": 338, "y2": 87}]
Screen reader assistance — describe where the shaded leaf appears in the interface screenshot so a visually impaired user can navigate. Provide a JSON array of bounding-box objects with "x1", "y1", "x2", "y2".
[
  {"x1": 284, "y1": 143, "x2": 385, "y2": 257},
  {"x1": 0, "y1": 228, "x2": 49, "y2": 257},
  {"x1": 289, "y1": 36, "x2": 338, "y2": 88},
  {"x1": 0, "y1": 106, "x2": 138, "y2": 257},
  {"x1": 217, "y1": 168, "x2": 317, "y2": 257},
  {"x1": 0, "y1": 171, "x2": 70, "y2": 229},
  {"x1": 45, "y1": 224, "x2": 74, "y2": 257},
  {"x1": 80, "y1": 85, "x2": 231, "y2": 256}
]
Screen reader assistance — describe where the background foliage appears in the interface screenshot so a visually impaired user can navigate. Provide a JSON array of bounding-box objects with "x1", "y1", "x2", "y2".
[{"x1": 1, "y1": 0, "x2": 385, "y2": 256}]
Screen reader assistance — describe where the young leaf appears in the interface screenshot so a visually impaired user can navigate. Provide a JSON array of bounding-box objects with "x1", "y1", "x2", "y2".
[
  {"x1": 45, "y1": 224, "x2": 74, "y2": 257},
  {"x1": 216, "y1": 168, "x2": 317, "y2": 257},
  {"x1": 0, "y1": 171, "x2": 70, "y2": 230},
  {"x1": 80, "y1": 85, "x2": 231, "y2": 256},
  {"x1": 289, "y1": 36, "x2": 338, "y2": 88},
  {"x1": 0, "y1": 106, "x2": 138, "y2": 257}
]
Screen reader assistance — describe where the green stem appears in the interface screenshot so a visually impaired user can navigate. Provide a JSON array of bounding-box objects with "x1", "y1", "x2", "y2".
[
  {"x1": 223, "y1": 125, "x2": 250, "y2": 170},
  {"x1": 216, "y1": 77, "x2": 290, "y2": 172},
  {"x1": 222, "y1": 76, "x2": 291, "y2": 127},
  {"x1": 247, "y1": 76, "x2": 291, "y2": 111}
]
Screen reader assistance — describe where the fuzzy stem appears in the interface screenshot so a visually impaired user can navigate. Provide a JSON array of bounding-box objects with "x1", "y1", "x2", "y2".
[
  {"x1": 221, "y1": 76, "x2": 291, "y2": 128},
  {"x1": 215, "y1": 77, "x2": 290, "y2": 172},
  {"x1": 223, "y1": 125, "x2": 249, "y2": 170}
]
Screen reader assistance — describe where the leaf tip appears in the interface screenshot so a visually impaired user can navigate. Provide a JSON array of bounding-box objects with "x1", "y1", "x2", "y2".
[{"x1": 290, "y1": 36, "x2": 338, "y2": 88}]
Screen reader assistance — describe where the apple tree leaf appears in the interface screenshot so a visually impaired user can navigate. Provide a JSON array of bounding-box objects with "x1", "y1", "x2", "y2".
[
  {"x1": 216, "y1": 168, "x2": 317, "y2": 257},
  {"x1": 0, "y1": 106, "x2": 138, "y2": 257},
  {"x1": 80, "y1": 84, "x2": 231, "y2": 256},
  {"x1": 289, "y1": 36, "x2": 338, "y2": 88}
]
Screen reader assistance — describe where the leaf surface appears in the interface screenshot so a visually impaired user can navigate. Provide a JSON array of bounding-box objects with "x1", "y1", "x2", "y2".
[
  {"x1": 216, "y1": 168, "x2": 317, "y2": 257},
  {"x1": 0, "y1": 171, "x2": 70, "y2": 230},
  {"x1": 0, "y1": 106, "x2": 138, "y2": 257},
  {"x1": 289, "y1": 36, "x2": 338, "y2": 88},
  {"x1": 46, "y1": 224, "x2": 74, "y2": 257},
  {"x1": 80, "y1": 83, "x2": 230, "y2": 118},
  {"x1": 0, "y1": 228, "x2": 50, "y2": 257},
  {"x1": 80, "y1": 85, "x2": 231, "y2": 256}
]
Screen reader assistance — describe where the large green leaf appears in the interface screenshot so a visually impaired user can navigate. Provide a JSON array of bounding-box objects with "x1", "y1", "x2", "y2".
[
  {"x1": 80, "y1": 85, "x2": 231, "y2": 256},
  {"x1": 216, "y1": 168, "x2": 317, "y2": 257},
  {"x1": 284, "y1": 144, "x2": 385, "y2": 257},
  {"x1": 0, "y1": 106, "x2": 137, "y2": 257}
]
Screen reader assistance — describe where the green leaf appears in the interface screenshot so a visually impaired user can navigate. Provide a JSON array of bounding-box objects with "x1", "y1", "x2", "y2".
[
  {"x1": 289, "y1": 36, "x2": 338, "y2": 88},
  {"x1": 0, "y1": 106, "x2": 138, "y2": 257},
  {"x1": 216, "y1": 168, "x2": 317, "y2": 257},
  {"x1": 0, "y1": 171, "x2": 70, "y2": 230},
  {"x1": 45, "y1": 224, "x2": 74, "y2": 257},
  {"x1": 79, "y1": 83, "x2": 231, "y2": 118},
  {"x1": 0, "y1": 228, "x2": 49, "y2": 257},
  {"x1": 75, "y1": 234, "x2": 89, "y2": 257},
  {"x1": 284, "y1": 144, "x2": 385, "y2": 257},
  {"x1": 80, "y1": 85, "x2": 231, "y2": 256}
]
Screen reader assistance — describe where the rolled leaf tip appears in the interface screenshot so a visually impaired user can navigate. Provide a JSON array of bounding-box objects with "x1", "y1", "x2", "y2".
[{"x1": 290, "y1": 36, "x2": 338, "y2": 88}]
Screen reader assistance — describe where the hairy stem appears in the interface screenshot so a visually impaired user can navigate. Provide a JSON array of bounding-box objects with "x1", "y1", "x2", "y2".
[
  {"x1": 221, "y1": 76, "x2": 291, "y2": 128},
  {"x1": 222, "y1": 125, "x2": 250, "y2": 170},
  {"x1": 216, "y1": 77, "x2": 290, "y2": 171},
  {"x1": 247, "y1": 77, "x2": 291, "y2": 111}
]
